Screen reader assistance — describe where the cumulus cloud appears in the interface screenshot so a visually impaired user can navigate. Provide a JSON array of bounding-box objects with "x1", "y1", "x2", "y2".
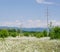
[
  {"x1": 36, "y1": 0, "x2": 54, "y2": 5},
  {"x1": 0, "y1": 20, "x2": 60, "y2": 28},
  {"x1": 0, "y1": 20, "x2": 45, "y2": 28}
]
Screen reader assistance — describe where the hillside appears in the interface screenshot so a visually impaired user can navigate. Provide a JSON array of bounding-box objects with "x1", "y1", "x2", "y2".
[{"x1": 0, "y1": 26, "x2": 47, "y2": 32}]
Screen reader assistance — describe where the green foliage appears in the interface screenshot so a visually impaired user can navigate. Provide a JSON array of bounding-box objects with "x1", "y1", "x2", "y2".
[
  {"x1": 49, "y1": 26, "x2": 60, "y2": 39},
  {"x1": 42, "y1": 30, "x2": 47, "y2": 37},
  {"x1": 8, "y1": 29, "x2": 16, "y2": 32},
  {"x1": 0, "y1": 29, "x2": 9, "y2": 38},
  {"x1": 36, "y1": 32, "x2": 44, "y2": 38},
  {"x1": 24, "y1": 32, "x2": 30, "y2": 37},
  {"x1": 9, "y1": 32, "x2": 17, "y2": 37},
  {"x1": 49, "y1": 28, "x2": 55, "y2": 39},
  {"x1": 17, "y1": 29, "x2": 20, "y2": 33},
  {"x1": 0, "y1": 28, "x2": 19, "y2": 38},
  {"x1": 0, "y1": 26, "x2": 60, "y2": 39},
  {"x1": 23, "y1": 31, "x2": 44, "y2": 38}
]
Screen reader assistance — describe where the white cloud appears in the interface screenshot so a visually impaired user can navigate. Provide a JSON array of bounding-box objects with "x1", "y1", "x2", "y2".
[
  {"x1": 0, "y1": 20, "x2": 60, "y2": 28},
  {"x1": 36, "y1": 0, "x2": 44, "y2": 3},
  {"x1": 36, "y1": 0, "x2": 54, "y2": 5},
  {"x1": 51, "y1": 20, "x2": 60, "y2": 26},
  {"x1": 20, "y1": 19, "x2": 47, "y2": 28},
  {"x1": 0, "y1": 20, "x2": 22, "y2": 27}
]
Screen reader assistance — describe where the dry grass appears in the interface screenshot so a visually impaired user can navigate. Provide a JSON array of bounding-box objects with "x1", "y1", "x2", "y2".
[{"x1": 0, "y1": 37, "x2": 60, "y2": 52}]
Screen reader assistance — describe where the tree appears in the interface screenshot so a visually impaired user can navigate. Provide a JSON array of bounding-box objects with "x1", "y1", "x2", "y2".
[
  {"x1": 49, "y1": 26, "x2": 60, "y2": 39},
  {"x1": 49, "y1": 28, "x2": 55, "y2": 39},
  {"x1": 8, "y1": 28, "x2": 16, "y2": 32},
  {"x1": 0, "y1": 29, "x2": 9, "y2": 38}
]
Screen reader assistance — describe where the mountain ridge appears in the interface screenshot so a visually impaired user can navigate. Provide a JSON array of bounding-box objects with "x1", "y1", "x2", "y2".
[{"x1": 0, "y1": 26, "x2": 47, "y2": 31}]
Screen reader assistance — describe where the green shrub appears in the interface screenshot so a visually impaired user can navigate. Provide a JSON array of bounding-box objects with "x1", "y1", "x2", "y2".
[
  {"x1": 8, "y1": 29, "x2": 16, "y2": 32},
  {"x1": 36, "y1": 32, "x2": 44, "y2": 38},
  {"x1": 49, "y1": 26, "x2": 60, "y2": 39},
  {"x1": 0, "y1": 29, "x2": 9, "y2": 38},
  {"x1": 42, "y1": 30, "x2": 47, "y2": 37},
  {"x1": 9, "y1": 32, "x2": 17, "y2": 37},
  {"x1": 24, "y1": 32, "x2": 30, "y2": 37}
]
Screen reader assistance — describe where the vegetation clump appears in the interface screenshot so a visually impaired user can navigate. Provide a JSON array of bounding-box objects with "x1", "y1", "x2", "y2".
[{"x1": 0, "y1": 26, "x2": 60, "y2": 39}]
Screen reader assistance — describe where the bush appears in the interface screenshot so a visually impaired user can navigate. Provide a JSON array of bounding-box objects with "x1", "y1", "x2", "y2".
[
  {"x1": 24, "y1": 32, "x2": 30, "y2": 37},
  {"x1": 8, "y1": 29, "x2": 16, "y2": 32},
  {"x1": 49, "y1": 26, "x2": 60, "y2": 39},
  {"x1": 0, "y1": 29, "x2": 9, "y2": 38},
  {"x1": 49, "y1": 28, "x2": 55, "y2": 39},
  {"x1": 9, "y1": 32, "x2": 17, "y2": 37},
  {"x1": 36, "y1": 32, "x2": 44, "y2": 38},
  {"x1": 42, "y1": 30, "x2": 47, "y2": 37}
]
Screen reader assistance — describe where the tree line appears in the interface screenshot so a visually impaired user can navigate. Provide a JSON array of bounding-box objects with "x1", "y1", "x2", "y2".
[{"x1": 0, "y1": 26, "x2": 60, "y2": 39}]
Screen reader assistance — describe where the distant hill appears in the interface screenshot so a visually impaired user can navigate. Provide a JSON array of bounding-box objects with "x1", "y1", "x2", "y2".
[
  {"x1": 21, "y1": 28, "x2": 47, "y2": 32},
  {"x1": 0, "y1": 26, "x2": 47, "y2": 32}
]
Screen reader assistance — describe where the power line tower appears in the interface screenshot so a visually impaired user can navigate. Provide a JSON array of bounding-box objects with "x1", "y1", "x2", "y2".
[{"x1": 46, "y1": 6, "x2": 49, "y2": 37}]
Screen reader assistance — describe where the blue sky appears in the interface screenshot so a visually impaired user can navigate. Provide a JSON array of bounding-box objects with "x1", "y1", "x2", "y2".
[{"x1": 0, "y1": 0, "x2": 60, "y2": 28}]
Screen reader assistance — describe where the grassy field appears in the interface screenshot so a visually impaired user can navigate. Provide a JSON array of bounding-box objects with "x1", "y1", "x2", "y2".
[{"x1": 0, "y1": 37, "x2": 60, "y2": 52}]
